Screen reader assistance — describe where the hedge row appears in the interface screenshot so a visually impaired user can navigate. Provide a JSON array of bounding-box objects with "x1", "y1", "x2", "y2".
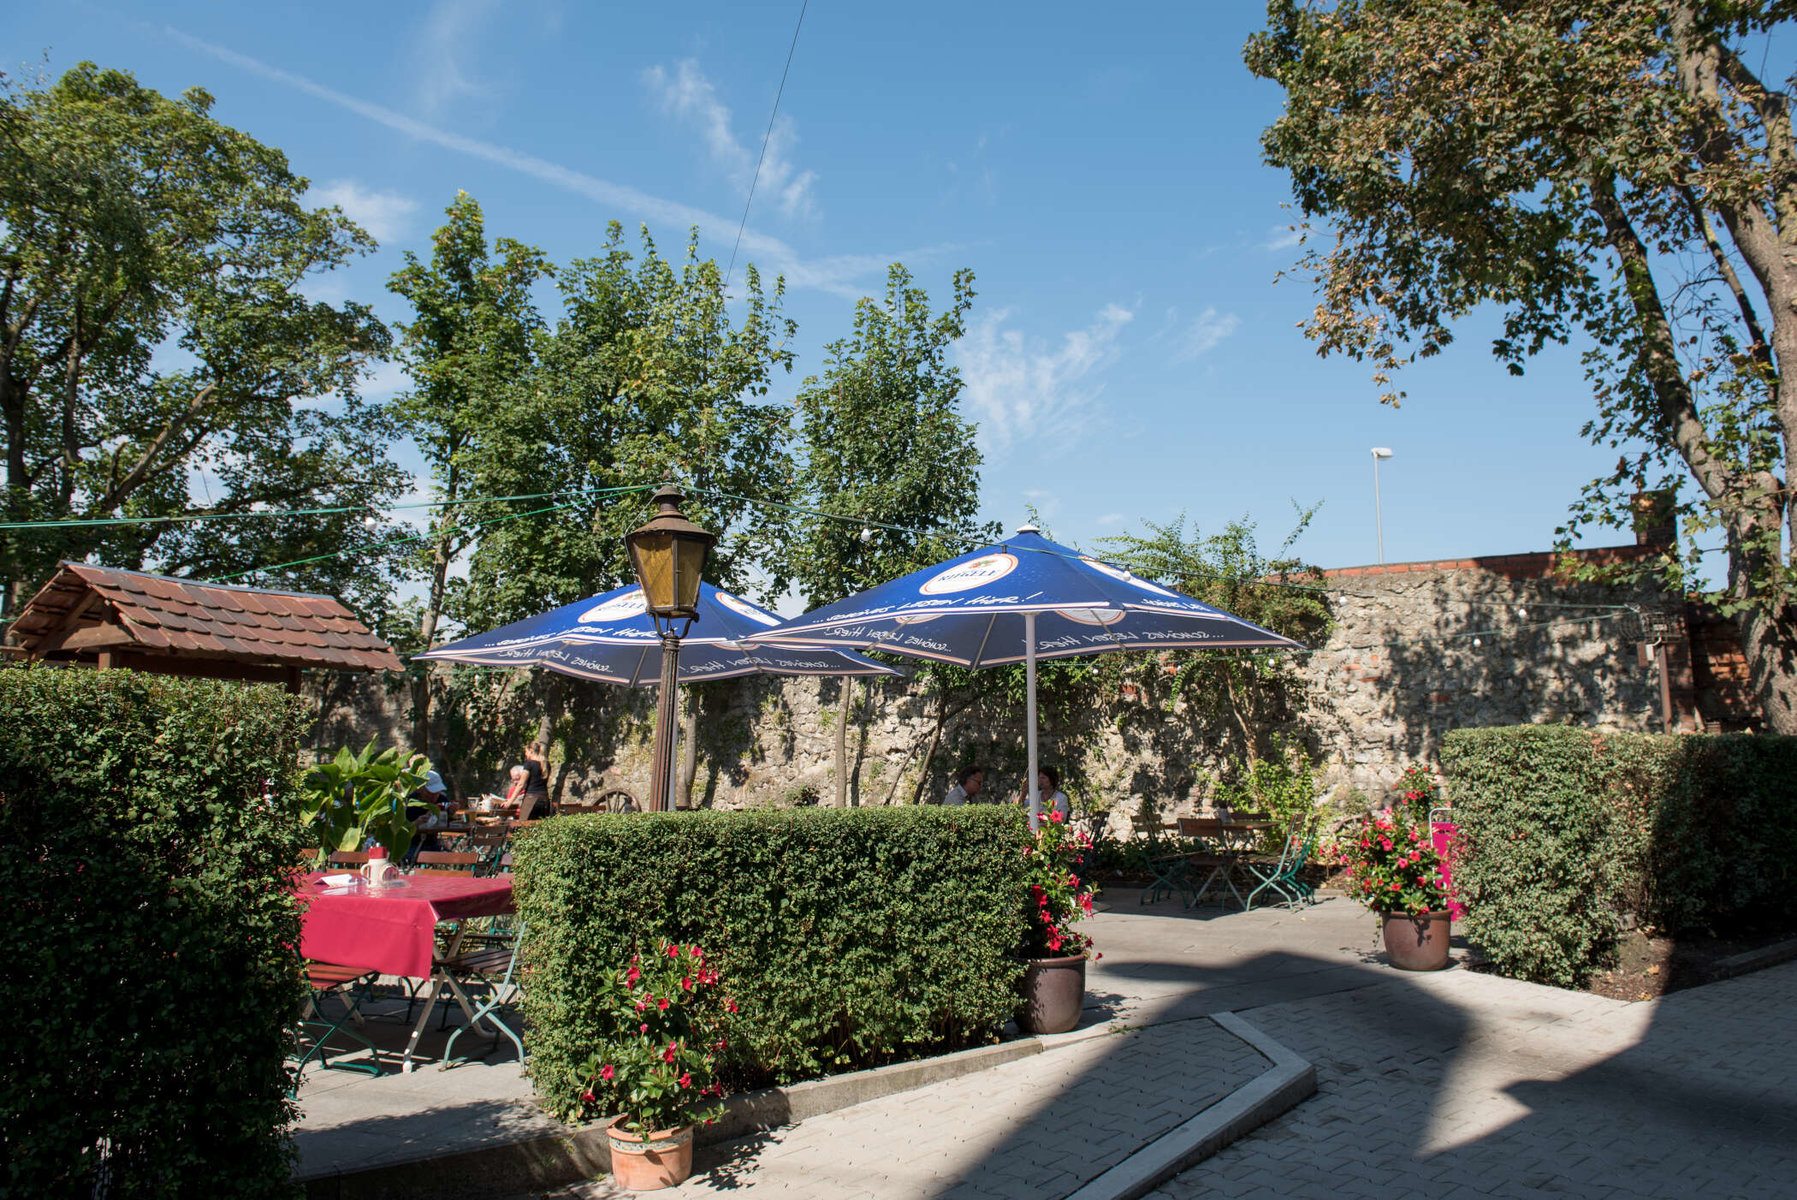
[
  {"x1": 1442, "y1": 726, "x2": 1797, "y2": 988},
  {"x1": 515, "y1": 805, "x2": 1031, "y2": 1117},
  {"x1": 0, "y1": 668, "x2": 311, "y2": 1199}
]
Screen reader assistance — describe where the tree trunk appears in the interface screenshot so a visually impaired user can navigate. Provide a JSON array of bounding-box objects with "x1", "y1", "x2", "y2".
[
  {"x1": 1735, "y1": 595, "x2": 1797, "y2": 734},
  {"x1": 909, "y1": 682, "x2": 950, "y2": 806},
  {"x1": 678, "y1": 690, "x2": 700, "y2": 808},
  {"x1": 834, "y1": 675, "x2": 852, "y2": 807}
]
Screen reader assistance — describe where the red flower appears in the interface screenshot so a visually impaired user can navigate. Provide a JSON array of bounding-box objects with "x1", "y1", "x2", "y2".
[
  {"x1": 681, "y1": 976, "x2": 693, "y2": 991},
  {"x1": 639, "y1": 1023, "x2": 649, "y2": 1034},
  {"x1": 725, "y1": 999, "x2": 739, "y2": 1014},
  {"x1": 601, "y1": 1064, "x2": 615, "y2": 1082},
  {"x1": 582, "y1": 1089, "x2": 595, "y2": 1102},
  {"x1": 678, "y1": 1072, "x2": 692, "y2": 1088},
  {"x1": 658, "y1": 996, "x2": 670, "y2": 1011},
  {"x1": 625, "y1": 966, "x2": 640, "y2": 986},
  {"x1": 664, "y1": 1042, "x2": 678, "y2": 1063},
  {"x1": 668, "y1": 945, "x2": 681, "y2": 958}
]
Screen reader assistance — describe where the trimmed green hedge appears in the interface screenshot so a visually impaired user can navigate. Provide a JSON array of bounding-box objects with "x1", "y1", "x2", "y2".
[
  {"x1": 1443, "y1": 726, "x2": 1797, "y2": 988},
  {"x1": 515, "y1": 806, "x2": 1031, "y2": 1117},
  {"x1": 0, "y1": 668, "x2": 311, "y2": 1199}
]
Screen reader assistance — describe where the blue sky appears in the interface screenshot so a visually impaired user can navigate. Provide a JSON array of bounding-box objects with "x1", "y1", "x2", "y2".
[{"x1": 4, "y1": 0, "x2": 1684, "y2": 606}]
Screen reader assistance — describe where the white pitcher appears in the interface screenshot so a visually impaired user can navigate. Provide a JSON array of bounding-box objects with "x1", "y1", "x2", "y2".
[{"x1": 362, "y1": 846, "x2": 396, "y2": 887}]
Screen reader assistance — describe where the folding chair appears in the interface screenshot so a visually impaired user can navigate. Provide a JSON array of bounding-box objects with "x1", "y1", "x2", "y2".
[
  {"x1": 438, "y1": 920, "x2": 528, "y2": 1069},
  {"x1": 1244, "y1": 830, "x2": 1317, "y2": 911},
  {"x1": 1139, "y1": 840, "x2": 1198, "y2": 906},
  {"x1": 294, "y1": 961, "x2": 384, "y2": 1082},
  {"x1": 412, "y1": 851, "x2": 478, "y2": 877},
  {"x1": 327, "y1": 850, "x2": 369, "y2": 868}
]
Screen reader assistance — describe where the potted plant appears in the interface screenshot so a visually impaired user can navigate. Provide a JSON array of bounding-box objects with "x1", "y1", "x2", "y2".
[
  {"x1": 573, "y1": 941, "x2": 733, "y2": 1191},
  {"x1": 1017, "y1": 810, "x2": 1101, "y2": 1034},
  {"x1": 1332, "y1": 806, "x2": 1453, "y2": 971}
]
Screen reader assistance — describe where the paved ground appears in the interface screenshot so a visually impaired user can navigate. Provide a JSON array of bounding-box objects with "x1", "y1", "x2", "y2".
[
  {"x1": 301, "y1": 892, "x2": 1797, "y2": 1199},
  {"x1": 1149, "y1": 956, "x2": 1797, "y2": 1200}
]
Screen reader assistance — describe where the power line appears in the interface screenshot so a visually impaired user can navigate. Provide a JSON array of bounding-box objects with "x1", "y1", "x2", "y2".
[
  {"x1": 724, "y1": 0, "x2": 810, "y2": 292},
  {"x1": 0, "y1": 487, "x2": 641, "y2": 532}
]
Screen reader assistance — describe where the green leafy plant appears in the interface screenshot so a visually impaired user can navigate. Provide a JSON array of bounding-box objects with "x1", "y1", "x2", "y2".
[
  {"x1": 574, "y1": 941, "x2": 732, "y2": 1137},
  {"x1": 299, "y1": 740, "x2": 430, "y2": 859},
  {"x1": 1330, "y1": 807, "x2": 1448, "y2": 917},
  {"x1": 1021, "y1": 812, "x2": 1100, "y2": 959},
  {"x1": 1391, "y1": 765, "x2": 1439, "y2": 824},
  {"x1": 1444, "y1": 726, "x2": 1797, "y2": 988},
  {"x1": 0, "y1": 669, "x2": 310, "y2": 1197},
  {"x1": 516, "y1": 806, "x2": 1029, "y2": 1117},
  {"x1": 1214, "y1": 735, "x2": 1319, "y2": 846}
]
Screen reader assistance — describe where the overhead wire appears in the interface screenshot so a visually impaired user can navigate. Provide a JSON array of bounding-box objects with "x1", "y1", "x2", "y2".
[{"x1": 724, "y1": 0, "x2": 810, "y2": 292}]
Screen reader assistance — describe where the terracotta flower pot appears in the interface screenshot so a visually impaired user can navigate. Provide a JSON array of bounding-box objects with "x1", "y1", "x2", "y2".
[
  {"x1": 1381, "y1": 911, "x2": 1452, "y2": 971},
  {"x1": 605, "y1": 1117, "x2": 695, "y2": 1191},
  {"x1": 1017, "y1": 953, "x2": 1088, "y2": 1034}
]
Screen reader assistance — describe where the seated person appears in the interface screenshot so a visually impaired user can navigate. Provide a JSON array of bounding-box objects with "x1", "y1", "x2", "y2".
[
  {"x1": 497, "y1": 764, "x2": 528, "y2": 815},
  {"x1": 1016, "y1": 765, "x2": 1071, "y2": 822},
  {"x1": 942, "y1": 765, "x2": 984, "y2": 806},
  {"x1": 404, "y1": 769, "x2": 451, "y2": 859}
]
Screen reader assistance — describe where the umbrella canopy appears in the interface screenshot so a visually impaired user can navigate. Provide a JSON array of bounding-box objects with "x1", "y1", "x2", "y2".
[
  {"x1": 742, "y1": 527, "x2": 1301, "y2": 824},
  {"x1": 416, "y1": 581, "x2": 905, "y2": 686}
]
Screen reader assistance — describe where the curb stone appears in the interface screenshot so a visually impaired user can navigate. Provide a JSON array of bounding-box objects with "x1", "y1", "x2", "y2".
[
  {"x1": 1057, "y1": 1012, "x2": 1317, "y2": 1200},
  {"x1": 1714, "y1": 936, "x2": 1797, "y2": 980}
]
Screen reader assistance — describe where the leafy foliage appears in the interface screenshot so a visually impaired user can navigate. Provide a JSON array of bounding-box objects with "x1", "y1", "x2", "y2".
[
  {"x1": 1021, "y1": 811, "x2": 1099, "y2": 958},
  {"x1": 515, "y1": 806, "x2": 1030, "y2": 1117},
  {"x1": 0, "y1": 668, "x2": 310, "y2": 1198},
  {"x1": 1102, "y1": 510, "x2": 1331, "y2": 763},
  {"x1": 1330, "y1": 807, "x2": 1449, "y2": 917},
  {"x1": 1444, "y1": 725, "x2": 1797, "y2": 988},
  {"x1": 298, "y1": 740, "x2": 430, "y2": 859},
  {"x1": 0, "y1": 63, "x2": 405, "y2": 619},
  {"x1": 784, "y1": 264, "x2": 996, "y2": 608},
  {"x1": 1213, "y1": 734, "x2": 1321, "y2": 846},
  {"x1": 573, "y1": 940, "x2": 732, "y2": 1136},
  {"x1": 1246, "y1": 1, "x2": 1797, "y2": 730}
]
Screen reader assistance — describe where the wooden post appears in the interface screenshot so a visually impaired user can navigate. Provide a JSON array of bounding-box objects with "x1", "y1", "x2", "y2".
[{"x1": 835, "y1": 675, "x2": 851, "y2": 807}]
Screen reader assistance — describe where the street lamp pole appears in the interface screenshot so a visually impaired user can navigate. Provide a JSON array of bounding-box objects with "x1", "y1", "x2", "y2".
[
  {"x1": 1371, "y1": 447, "x2": 1393, "y2": 564},
  {"x1": 626, "y1": 485, "x2": 717, "y2": 812}
]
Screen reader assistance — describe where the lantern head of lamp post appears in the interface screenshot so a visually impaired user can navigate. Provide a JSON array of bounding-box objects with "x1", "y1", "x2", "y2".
[{"x1": 626, "y1": 485, "x2": 717, "y2": 638}]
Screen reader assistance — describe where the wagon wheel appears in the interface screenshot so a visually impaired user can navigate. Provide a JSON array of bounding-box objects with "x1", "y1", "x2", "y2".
[{"x1": 595, "y1": 788, "x2": 638, "y2": 813}]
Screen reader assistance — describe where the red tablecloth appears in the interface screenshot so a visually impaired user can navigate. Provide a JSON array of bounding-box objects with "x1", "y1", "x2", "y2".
[{"x1": 298, "y1": 872, "x2": 514, "y2": 978}]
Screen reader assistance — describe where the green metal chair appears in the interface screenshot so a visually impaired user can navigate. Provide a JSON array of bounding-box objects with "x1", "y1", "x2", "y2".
[
  {"x1": 294, "y1": 962, "x2": 385, "y2": 1083},
  {"x1": 439, "y1": 920, "x2": 528, "y2": 1069},
  {"x1": 1244, "y1": 830, "x2": 1316, "y2": 911},
  {"x1": 1138, "y1": 840, "x2": 1198, "y2": 906}
]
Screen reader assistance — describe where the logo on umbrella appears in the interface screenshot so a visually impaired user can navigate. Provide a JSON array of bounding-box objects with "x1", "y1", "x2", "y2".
[
  {"x1": 578, "y1": 590, "x2": 649, "y2": 622},
  {"x1": 919, "y1": 553, "x2": 1019, "y2": 595},
  {"x1": 715, "y1": 591, "x2": 782, "y2": 625}
]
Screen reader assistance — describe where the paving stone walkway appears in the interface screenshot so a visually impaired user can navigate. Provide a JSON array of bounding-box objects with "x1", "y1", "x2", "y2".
[
  {"x1": 1149, "y1": 959, "x2": 1797, "y2": 1200},
  {"x1": 548, "y1": 1016, "x2": 1266, "y2": 1200}
]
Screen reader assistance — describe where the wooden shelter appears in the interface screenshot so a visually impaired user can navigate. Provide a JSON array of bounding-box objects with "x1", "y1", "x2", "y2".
[{"x1": 4, "y1": 562, "x2": 402, "y2": 691}]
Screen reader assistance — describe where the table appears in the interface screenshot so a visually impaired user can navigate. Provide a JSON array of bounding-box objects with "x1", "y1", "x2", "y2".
[
  {"x1": 298, "y1": 872, "x2": 515, "y2": 1071},
  {"x1": 1176, "y1": 818, "x2": 1274, "y2": 909}
]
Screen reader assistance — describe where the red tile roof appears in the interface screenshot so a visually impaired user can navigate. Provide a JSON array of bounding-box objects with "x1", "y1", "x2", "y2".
[{"x1": 5, "y1": 562, "x2": 402, "y2": 673}]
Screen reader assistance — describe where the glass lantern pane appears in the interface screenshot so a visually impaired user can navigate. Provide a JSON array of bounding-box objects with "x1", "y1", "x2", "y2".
[
  {"x1": 674, "y1": 537, "x2": 708, "y2": 611},
  {"x1": 631, "y1": 531, "x2": 676, "y2": 611}
]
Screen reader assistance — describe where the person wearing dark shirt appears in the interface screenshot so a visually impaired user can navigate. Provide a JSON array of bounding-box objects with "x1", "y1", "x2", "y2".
[{"x1": 520, "y1": 741, "x2": 553, "y2": 820}]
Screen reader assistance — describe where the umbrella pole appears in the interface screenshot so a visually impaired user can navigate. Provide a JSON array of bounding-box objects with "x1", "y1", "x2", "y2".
[{"x1": 1025, "y1": 611, "x2": 1040, "y2": 832}]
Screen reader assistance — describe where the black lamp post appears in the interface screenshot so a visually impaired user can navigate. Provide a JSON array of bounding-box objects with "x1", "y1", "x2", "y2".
[{"x1": 626, "y1": 485, "x2": 717, "y2": 812}]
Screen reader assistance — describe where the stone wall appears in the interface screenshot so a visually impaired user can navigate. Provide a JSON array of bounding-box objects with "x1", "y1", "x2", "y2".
[{"x1": 306, "y1": 542, "x2": 1693, "y2": 829}]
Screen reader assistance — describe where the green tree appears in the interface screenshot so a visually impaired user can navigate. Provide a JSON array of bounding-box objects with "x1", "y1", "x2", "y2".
[
  {"x1": 1102, "y1": 508, "x2": 1332, "y2": 764},
  {"x1": 0, "y1": 63, "x2": 400, "y2": 617},
  {"x1": 1245, "y1": 1, "x2": 1797, "y2": 731},
  {"x1": 387, "y1": 192, "x2": 552, "y2": 754},
  {"x1": 785, "y1": 264, "x2": 992, "y2": 607},
  {"x1": 457, "y1": 222, "x2": 799, "y2": 628}
]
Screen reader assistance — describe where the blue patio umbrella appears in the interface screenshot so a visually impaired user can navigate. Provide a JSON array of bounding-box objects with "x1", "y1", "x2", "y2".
[
  {"x1": 741, "y1": 526, "x2": 1302, "y2": 826},
  {"x1": 415, "y1": 581, "x2": 904, "y2": 686}
]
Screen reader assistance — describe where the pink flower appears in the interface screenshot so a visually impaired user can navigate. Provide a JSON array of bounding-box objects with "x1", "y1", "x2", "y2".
[
  {"x1": 626, "y1": 966, "x2": 640, "y2": 986},
  {"x1": 640, "y1": 1023, "x2": 649, "y2": 1034},
  {"x1": 582, "y1": 1089, "x2": 595, "y2": 1102},
  {"x1": 601, "y1": 1064, "x2": 615, "y2": 1082},
  {"x1": 725, "y1": 999, "x2": 738, "y2": 1014}
]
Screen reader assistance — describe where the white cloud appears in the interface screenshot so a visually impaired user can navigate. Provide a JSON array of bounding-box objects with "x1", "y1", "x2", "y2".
[
  {"x1": 359, "y1": 359, "x2": 411, "y2": 401},
  {"x1": 1174, "y1": 307, "x2": 1240, "y2": 362},
  {"x1": 414, "y1": 0, "x2": 499, "y2": 114},
  {"x1": 308, "y1": 180, "x2": 417, "y2": 242},
  {"x1": 1264, "y1": 223, "x2": 1303, "y2": 251},
  {"x1": 956, "y1": 303, "x2": 1135, "y2": 455},
  {"x1": 167, "y1": 29, "x2": 880, "y2": 296},
  {"x1": 643, "y1": 59, "x2": 818, "y2": 220}
]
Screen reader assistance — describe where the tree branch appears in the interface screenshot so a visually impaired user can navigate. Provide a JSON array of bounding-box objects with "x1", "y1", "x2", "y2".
[{"x1": 92, "y1": 383, "x2": 218, "y2": 515}]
